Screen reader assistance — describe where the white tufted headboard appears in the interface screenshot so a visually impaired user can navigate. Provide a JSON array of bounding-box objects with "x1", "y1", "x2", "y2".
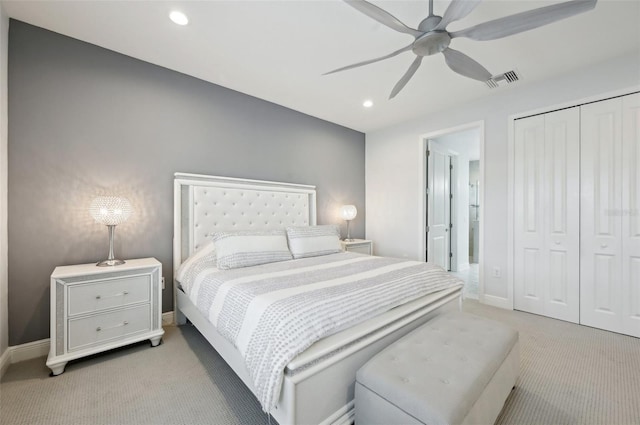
[{"x1": 173, "y1": 172, "x2": 317, "y2": 274}]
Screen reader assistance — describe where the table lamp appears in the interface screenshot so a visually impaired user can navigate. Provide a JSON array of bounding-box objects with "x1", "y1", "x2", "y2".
[
  {"x1": 90, "y1": 196, "x2": 132, "y2": 267},
  {"x1": 340, "y1": 205, "x2": 357, "y2": 242}
]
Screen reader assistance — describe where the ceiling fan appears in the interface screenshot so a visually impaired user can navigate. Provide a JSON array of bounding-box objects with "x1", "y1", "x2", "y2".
[{"x1": 325, "y1": 0, "x2": 597, "y2": 99}]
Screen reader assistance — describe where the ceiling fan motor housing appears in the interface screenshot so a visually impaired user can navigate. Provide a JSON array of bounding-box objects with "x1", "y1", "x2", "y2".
[{"x1": 412, "y1": 31, "x2": 451, "y2": 56}]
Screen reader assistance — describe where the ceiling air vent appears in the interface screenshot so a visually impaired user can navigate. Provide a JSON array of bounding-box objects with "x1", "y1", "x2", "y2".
[{"x1": 486, "y1": 70, "x2": 522, "y2": 89}]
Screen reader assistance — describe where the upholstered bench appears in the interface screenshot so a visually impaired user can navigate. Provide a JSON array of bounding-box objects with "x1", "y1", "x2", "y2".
[{"x1": 355, "y1": 312, "x2": 519, "y2": 425}]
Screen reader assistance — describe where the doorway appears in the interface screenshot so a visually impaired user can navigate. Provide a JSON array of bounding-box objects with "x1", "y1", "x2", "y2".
[{"x1": 422, "y1": 122, "x2": 484, "y2": 299}]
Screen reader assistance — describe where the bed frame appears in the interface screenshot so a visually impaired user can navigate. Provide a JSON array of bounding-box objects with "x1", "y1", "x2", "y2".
[{"x1": 173, "y1": 172, "x2": 463, "y2": 425}]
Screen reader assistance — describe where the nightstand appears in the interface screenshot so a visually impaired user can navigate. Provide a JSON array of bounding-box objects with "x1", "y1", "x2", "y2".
[
  {"x1": 340, "y1": 239, "x2": 373, "y2": 255},
  {"x1": 46, "y1": 258, "x2": 164, "y2": 375}
]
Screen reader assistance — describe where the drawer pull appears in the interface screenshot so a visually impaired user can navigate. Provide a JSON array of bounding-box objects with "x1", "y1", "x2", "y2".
[
  {"x1": 96, "y1": 321, "x2": 129, "y2": 332},
  {"x1": 95, "y1": 291, "x2": 129, "y2": 300}
]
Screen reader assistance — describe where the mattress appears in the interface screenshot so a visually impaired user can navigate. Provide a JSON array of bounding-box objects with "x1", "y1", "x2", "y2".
[{"x1": 177, "y1": 251, "x2": 463, "y2": 412}]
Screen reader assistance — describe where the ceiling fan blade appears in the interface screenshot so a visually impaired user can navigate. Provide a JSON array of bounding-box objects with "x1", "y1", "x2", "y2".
[
  {"x1": 434, "y1": 0, "x2": 482, "y2": 31},
  {"x1": 345, "y1": 0, "x2": 423, "y2": 37},
  {"x1": 450, "y1": 0, "x2": 597, "y2": 41},
  {"x1": 442, "y1": 48, "x2": 492, "y2": 81},
  {"x1": 324, "y1": 44, "x2": 414, "y2": 75},
  {"x1": 389, "y1": 56, "x2": 423, "y2": 99}
]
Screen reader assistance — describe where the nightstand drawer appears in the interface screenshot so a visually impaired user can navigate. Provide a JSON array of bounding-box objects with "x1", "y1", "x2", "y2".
[
  {"x1": 68, "y1": 304, "x2": 151, "y2": 352},
  {"x1": 347, "y1": 244, "x2": 372, "y2": 255},
  {"x1": 68, "y1": 275, "x2": 151, "y2": 316}
]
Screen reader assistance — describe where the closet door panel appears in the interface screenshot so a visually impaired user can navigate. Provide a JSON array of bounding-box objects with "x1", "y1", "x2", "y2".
[
  {"x1": 622, "y1": 93, "x2": 640, "y2": 337},
  {"x1": 515, "y1": 116, "x2": 546, "y2": 313},
  {"x1": 592, "y1": 253, "x2": 618, "y2": 313},
  {"x1": 548, "y1": 250, "x2": 568, "y2": 304},
  {"x1": 514, "y1": 108, "x2": 579, "y2": 323},
  {"x1": 523, "y1": 248, "x2": 542, "y2": 299},
  {"x1": 627, "y1": 257, "x2": 640, "y2": 334},
  {"x1": 544, "y1": 108, "x2": 580, "y2": 322},
  {"x1": 580, "y1": 98, "x2": 623, "y2": 333}
]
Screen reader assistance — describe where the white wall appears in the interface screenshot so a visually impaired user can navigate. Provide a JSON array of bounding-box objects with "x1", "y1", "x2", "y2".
[
  {"x1": 366, "y1": 52, "x2": 640, "y2": 307},
  {"x1": 0, "y1": 7, "x2": 9, "y2": 359}
]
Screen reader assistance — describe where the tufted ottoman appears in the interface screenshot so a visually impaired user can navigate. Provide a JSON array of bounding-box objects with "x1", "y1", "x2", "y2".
[{"x1": 355, "y1": 312, "x2": 519, "y2": 425}]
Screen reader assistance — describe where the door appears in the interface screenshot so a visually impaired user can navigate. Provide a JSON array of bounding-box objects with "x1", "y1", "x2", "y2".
[
  {"x1": 514, "y1": 107, "x2": 580, "y2": 323},
  {"x1": 514, "y1": 115, "x2": 546, "y2": 316},
  {"x1": 543, "y1": 108, "x2": 580, "y2": 322},
  {"x1": 427, "y1": 141, "x2": 451, "y2": 270},
  {"x1": 622, "y1": 93, "x2": 640, "y2": 338},
  {"x1": 580, "y1": 98, "x2": 623, "y2": 333}
]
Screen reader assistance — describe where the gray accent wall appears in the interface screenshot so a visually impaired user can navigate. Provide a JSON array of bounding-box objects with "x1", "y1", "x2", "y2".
[{"x1": 8, "y1": 21, "x2": 365, "y2": 345}]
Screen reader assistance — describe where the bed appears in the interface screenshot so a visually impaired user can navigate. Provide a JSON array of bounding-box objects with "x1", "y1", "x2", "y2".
[{"x1": 173, "y1": 172, "x2": 464, "y2": 425}]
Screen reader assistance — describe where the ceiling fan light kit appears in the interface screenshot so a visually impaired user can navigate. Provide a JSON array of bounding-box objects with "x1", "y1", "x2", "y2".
[{"x1": 326, "y1": 0, "x2": 597, "y2": 99}]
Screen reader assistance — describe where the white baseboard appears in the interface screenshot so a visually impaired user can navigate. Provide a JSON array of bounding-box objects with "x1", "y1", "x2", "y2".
[
  {"x1": 162, "y1": 311, "x2": 174, "y2": 326},
  {"x1": 0, "y1": 338, "x2": 50, "y2": 379},
  {"x1": 481, "y1": 294, "x2": 512, "y2": 310},
  {"x1": 0, "y1": 347, "x2": 10, "y2": 378},
  {"x1": 11, "y1": 338, "x2": 49, "y2": 363}
]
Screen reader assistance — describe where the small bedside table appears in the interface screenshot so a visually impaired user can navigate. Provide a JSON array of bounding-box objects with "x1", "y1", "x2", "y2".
[
  {"x1": 340, "y1": 239, "x2": 373, "y2": 255},
  {"x1": 46, "y1": 258, "x2": 164, "y2": 376}
]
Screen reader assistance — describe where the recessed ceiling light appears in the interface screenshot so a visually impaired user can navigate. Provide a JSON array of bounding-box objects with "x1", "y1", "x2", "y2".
[
  {"x1": 169, "y1": 11, "x2": 189, "y2": 26},
  {"x1": 363, "y1": 100, "x2": 373, "y2": 108}
]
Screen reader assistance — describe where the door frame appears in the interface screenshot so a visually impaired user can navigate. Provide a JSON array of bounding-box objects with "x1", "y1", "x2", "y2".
[
  {"x1": 419, "y1": 121, "x2": 485, "y2": 297},
  {"x1": 507, "y1": 86, "x2": 640, "y2": 311}
]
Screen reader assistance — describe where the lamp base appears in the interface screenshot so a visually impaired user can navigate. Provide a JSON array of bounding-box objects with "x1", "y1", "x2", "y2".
[
  {"x1": 96, "y1": 259, "x2": 126, "y2": 267},
  {"x1": 343, "y1": 238, "x2": 355, "y2": 242}
]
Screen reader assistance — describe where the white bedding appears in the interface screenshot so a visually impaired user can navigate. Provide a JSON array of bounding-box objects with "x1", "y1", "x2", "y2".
[{"x1": 178, "y1": 251, "x2": 463, "y2": 412}]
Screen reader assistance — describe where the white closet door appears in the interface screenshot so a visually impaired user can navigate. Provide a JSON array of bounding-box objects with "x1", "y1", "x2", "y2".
[
  {"x1": 580, "y1": 98, "x2": 623, "y2": 333},
  {"x1": 514, "y1": 109, "x2": 579, "y2": 322},
  {"x1": 515, "y1": 115, "x2": 546, "y2": 315},
  {"x1": 622, "y1": 93, "x2": 640, "y2": 338},
  {"x1": 543, "y1": 108, "x2": 580, "y2": 322}
]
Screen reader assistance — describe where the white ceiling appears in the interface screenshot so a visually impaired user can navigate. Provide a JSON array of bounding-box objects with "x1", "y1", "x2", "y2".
[{"x1": 3, "y1": 0, "x2": 639, "y2": 132}]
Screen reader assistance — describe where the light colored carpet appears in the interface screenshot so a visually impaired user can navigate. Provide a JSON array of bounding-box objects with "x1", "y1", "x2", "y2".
[
  {"x1": 0, "y1": 326, "x2": 270, "y2": 425},
  {"x1": 464, "y1": 302, "x2": 640, "y2": 425},
  {"x1": 1, "y1": 300, "x2": 639, "y2": 425}
]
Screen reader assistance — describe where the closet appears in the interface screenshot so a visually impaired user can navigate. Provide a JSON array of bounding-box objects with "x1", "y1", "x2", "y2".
[{"x1": 514, "y1": 92, "x2": 640, "y2": 338}]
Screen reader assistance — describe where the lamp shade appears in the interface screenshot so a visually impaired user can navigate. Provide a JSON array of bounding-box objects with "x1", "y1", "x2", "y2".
[
  {"x1": 340, "y1": 205, "x2": 357, "y2": 221},
  {"x1": 90, "y1": 196, "x2": 132, "y2": 226}
]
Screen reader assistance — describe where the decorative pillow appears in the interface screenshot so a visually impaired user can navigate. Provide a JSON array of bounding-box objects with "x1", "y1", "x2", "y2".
[
  {"x1": 176, "y1": 240, "x2": 217, "y2": 282},
  {"x1": 212, "y1": 230, "x2": 292, "y2": 270},
  {"x1": 286, "y1": 225, "x2": 341, "y2": 259}
]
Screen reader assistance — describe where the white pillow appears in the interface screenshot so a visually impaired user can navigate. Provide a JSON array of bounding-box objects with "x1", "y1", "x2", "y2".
[
  {"x1": 286, "y1": 225, "x2": 341, "y2": 259},
  {"x1": 175, "y1": 241, "x2": 217, "y2": 283},
  {"x1": 212, "y1": 230, "x2": 292, "y2": 270}
]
